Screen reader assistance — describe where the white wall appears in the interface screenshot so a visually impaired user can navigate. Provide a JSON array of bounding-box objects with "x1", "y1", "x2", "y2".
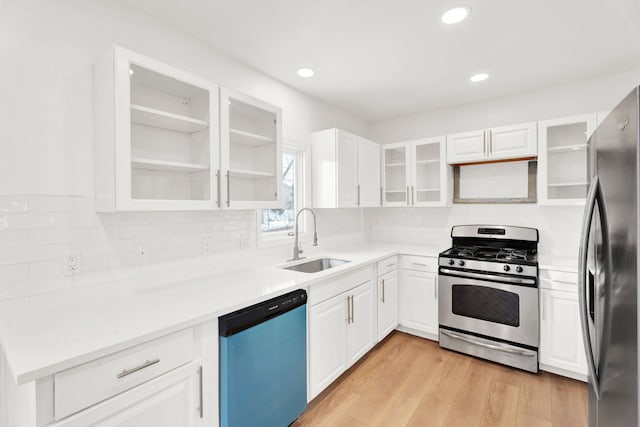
[
  {"x1": 0, "y1": 0, "x2": 368, "y2": 316},
  {"x1": 369, "y1": 69, "x2": 640, "y2": 143}
]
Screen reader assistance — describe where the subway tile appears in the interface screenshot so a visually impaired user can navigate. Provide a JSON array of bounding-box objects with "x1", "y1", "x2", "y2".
[
  {"x1": 29, "y1": 260, "x2": 63, "y2": 279},
  {"x1": 0, "y1": 244, "x2": 65, "y2": 265},
  {"x1": 0, "y1": 264, "x2": 29, "y2": 284},
  {"x1": 0, "y1": 230, "x2": 29, "y2": 247},
  {"x1": 0, "y1": 196, "x2": 29, "y2": 212},
  {"x1": 0, "y1": 277, "x2": 73, "y2": 300},
  {"x1": 28, "y1": 195, "x2": 95, "y2": 212}
]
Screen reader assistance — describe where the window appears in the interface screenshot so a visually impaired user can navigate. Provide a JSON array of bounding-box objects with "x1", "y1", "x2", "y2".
[{"x1": 261, "y1": 146, "x2": 304, "y2": 235}]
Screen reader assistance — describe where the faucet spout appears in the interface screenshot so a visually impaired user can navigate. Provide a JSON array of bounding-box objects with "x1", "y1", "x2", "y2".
[{"x1": 289, "y1": 208, "x2": 318, "y2": 262}]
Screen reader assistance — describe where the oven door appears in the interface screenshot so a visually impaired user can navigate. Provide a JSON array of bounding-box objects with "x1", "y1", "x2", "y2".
[{"x1": 438, "y1": 272, "x2": 539, "y2": 348}]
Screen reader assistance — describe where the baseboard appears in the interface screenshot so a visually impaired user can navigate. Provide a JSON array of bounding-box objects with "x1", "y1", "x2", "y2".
[
  {"x1": 539, "y1": 363, "x2": 588, "y2": 382},
  {"x1": 395, "y1": 326, "x2": 438, "y2": 342}
]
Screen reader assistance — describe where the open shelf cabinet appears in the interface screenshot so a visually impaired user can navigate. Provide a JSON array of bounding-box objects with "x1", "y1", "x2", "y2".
[
  {"x1": 538, "y1": 114, "x2": 596, "y2": 205},
  {"x1": 220, "y1": 88, "x2": 282, "y2": 210},
  {"x1": 94, "y1": 46, "x2": 219, "y2": 211},
  {"x1": 382, "y1": 137, "x2": 449, "y2": 207}
]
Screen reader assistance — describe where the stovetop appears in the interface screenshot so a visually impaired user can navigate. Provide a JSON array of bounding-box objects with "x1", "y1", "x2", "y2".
[{"x1": 440, "y1": 245, "x2": 538, "y2": 265}]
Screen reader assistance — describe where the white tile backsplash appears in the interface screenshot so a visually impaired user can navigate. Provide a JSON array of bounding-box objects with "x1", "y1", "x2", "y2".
[{"x1": 0, "y1": 195, "x2": 364, "y2": 317}]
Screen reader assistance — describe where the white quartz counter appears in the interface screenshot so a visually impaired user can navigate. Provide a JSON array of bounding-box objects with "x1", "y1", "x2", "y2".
[{"x1": 0, "y1": 242, "x2": 440, "y2": 385}]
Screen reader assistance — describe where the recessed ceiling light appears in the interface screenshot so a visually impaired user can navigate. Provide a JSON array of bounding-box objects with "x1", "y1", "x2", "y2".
[
  {"x1": 297, "y1": 68, "x2": 315, "y2": 78},
  {"x1": 470, "y1": 73, "x2": 489, "y2": 82},
  {"x1": 442, "y1": 5, "x2": 471, "y2": 24}
]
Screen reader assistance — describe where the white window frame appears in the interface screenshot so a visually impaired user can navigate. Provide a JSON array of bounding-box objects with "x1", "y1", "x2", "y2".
[{"x1": 257, "y1": 140, "x2": 310, "y2": 247}]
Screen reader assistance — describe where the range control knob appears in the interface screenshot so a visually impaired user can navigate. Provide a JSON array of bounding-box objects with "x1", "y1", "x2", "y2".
[
  {"x1": 458, "y1": 260, "x2": 465, "y2": 267},
  {"x1": 515, "y1": 266, "x2": 524, "y2": 273},
  {"x1": 503, "y1": 265, "x2": 510, "y2": 272},
  {"x1": 448, "y1": 259, "x2": 455, "y2": 265}
]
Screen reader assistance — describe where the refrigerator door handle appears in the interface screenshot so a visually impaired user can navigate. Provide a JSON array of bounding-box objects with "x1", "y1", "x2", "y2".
[{"x1": 578, "y1": 176, "x2": 601, "y2": 399}]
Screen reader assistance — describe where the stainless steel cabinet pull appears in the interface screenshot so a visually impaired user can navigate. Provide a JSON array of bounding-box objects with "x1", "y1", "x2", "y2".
[
  {"x1": 381, "y1": 279, "x2": 385, "y2": 303},
  {"x1": 406, "y1": 186, "x2": 410, "y2": 205},
  {"x1": 357, "y1": 184, "x2": 361, "y2": 206},
  {"x1": 483, "y1": 130, "x2": 487, "y2": 155},
  {"x1": 216, "y1": 169, "x2": 222, "y2": 208},
  {"x1": 198, "y1": 366, "x2": 204, "y2": 418},
  {"x1": 442, "y1": 330, "x2": 535, "y2": 357},
  {"x1": 386, "y1": 263, "x2": 395, "y2": 268},
  {"x1": 489, "y1": 130, "x2": 493, "y2": 154},
  {"x1": 434, "y1": 282, "x2": 437, "y2": 300},
  {"x1": 351, "y1": 295, "x2": 355, "y2": 323},
  {"x1": 346, "y1": 296, "x2": 351, "y2": 324},
  {"x1": 225, "y1": 170, "x2": 231, "y2": 207},
  {"x1": 117, "y1": 358, "x2": 160, "y2": 379},
  {"x1": 411, "y1": 185, "x2": 415, "y2": 205},
  {"x1": 412, "y1": 262, "x2": 427, "y2": 267},
  {"x1": 380, "y1": 186, "x2": 383, "y2": 206}
]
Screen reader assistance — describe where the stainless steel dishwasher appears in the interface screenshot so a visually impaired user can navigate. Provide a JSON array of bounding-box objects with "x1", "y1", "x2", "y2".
[{"x1": 219, "y1": 289, "x2": 307, "y2": 427}]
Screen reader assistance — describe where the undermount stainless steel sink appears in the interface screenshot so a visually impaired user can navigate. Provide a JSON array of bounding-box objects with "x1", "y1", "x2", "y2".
[{"x1": 282, "y1": 257, "x2": 350, "y2": 273}]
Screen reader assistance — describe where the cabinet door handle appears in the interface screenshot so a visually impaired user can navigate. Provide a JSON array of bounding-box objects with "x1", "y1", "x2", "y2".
[
  {"x1": 345, "y1": 296, "x2": 350, "y2": 324},
  {"x1": 351, "y1": 295, "x2": 355, "y2": 323},
  {"x1": 226, "y1": 170, "x2": 231, "y2": 207},
  {"x1": 434, "y1": 281, "x2": 438, "y2": 299},
  {"x1": 541, "y1": 296, "x2": 545, "y2": 321},
  {"x1": 483, "y1": 130, "x2": 487, "y2": 155},
  {"x1": 117, "y1": 358, "x2": 160, "y2": 379},
  {"x1": 198, "y1": 366, "x2": 204, "y2": 418},
  {"x1": 386, "y1": 263, "x2": 395, "y2": 268},
  {"x1": 381, "y1": 279, "x2": 385, "y2": 303},
  {"x1": 489, "y1": 130, "x2": 493, "y2": 154},
  {"x1": 406, "y1": 186, "x2": 410, "y2": 205},
  {"x1": 216, "y1": 169, "x2": 221, "y2": 208},
  {"x1": 412, "y1": 262, "x2": 427, "y2": 267},
  {"x1": 357, "y1": 184, "x2": 361, "y2": 206},
  {"x1": 380, "y1": 186, "x2": 383, "y2": 206},
  {"x1": 411, "y1": 185, "x2": 415, "y2": 205}
]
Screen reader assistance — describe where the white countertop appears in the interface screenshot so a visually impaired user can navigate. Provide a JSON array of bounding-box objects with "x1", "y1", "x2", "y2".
[{"x1": 0, "y1": 242, "x2": 440, "y2": 385}]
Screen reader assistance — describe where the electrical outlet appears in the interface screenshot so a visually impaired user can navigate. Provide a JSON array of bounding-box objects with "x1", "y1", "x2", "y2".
[
  {"x1": 202, "y1": 238, "x2": 213, "y2": 255},
  {"x1": 63, "y1": 250, "x2": 81, "y2": 276}
]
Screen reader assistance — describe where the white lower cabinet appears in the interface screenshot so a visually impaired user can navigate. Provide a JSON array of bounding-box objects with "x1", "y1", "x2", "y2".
[
  {"x1": 309, "y1": 279, "x2": 376, "y2": 400},
  {"x1": 400, "y1": 269, "x2": 438, "y2": 336},
  {"x1": 539, "y1": 288, "x2": 588, "y2": 379},
  {"x1": 54, "y1": 363, "x2": 202, "y2": 427},
  {"x1": 399, "y1": 256, "x2": 438, "y2": 338},
  {"x1": 377, "y1": 270, "x2": 399, "y2": 340}
]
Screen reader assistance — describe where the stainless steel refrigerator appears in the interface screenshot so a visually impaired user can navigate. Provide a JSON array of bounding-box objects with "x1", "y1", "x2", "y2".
[{"x1": 579, "y1": 87, "x2": 639, "y2": 427}]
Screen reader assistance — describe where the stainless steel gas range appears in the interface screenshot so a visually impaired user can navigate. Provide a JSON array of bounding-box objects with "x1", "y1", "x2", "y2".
[{"x1": 438, "y1": 225, "x2": 539, "y2": 373}]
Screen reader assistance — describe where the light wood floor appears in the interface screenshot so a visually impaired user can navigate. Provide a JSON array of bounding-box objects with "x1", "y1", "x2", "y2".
[{"x1": 293, "y1": 331, "x2": 588, "y2": 427}]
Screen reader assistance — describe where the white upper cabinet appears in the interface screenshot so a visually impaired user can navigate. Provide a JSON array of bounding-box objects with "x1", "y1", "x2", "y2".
[
  {"x1": 446, "y1": 122, "x2": 537, "y2": 164},
  {"x1": 382, "y1": 137, "x2": 449, "y2": 207},
  {"x1": 358, "y1": 138, "x2": 382, "y2": 207},
  {"x1": 94, "y1": 46, "x2": 283, "y2": 212},
  {"x1": 311, "y1": 129, "x2": 381, "y2": 208},
  {"x1": 537, "y1": 114, "x2": 596, "y2": 205},
  {"x1": 219, "y1": 88, "x2": 282, "y2": 210},
  {"x1": 94, "y1": 46, "x2": 219, "y2": 212}
]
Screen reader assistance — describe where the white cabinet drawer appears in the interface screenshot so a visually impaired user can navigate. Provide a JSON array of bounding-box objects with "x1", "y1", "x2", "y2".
[
  {"x1": 54, "y1": 328, "x2": 194, "y2": 420},
  {"x1": 308, "y1": 265, "x2": 374, "y2": 306},
  {"x1": 539, "y1": 269, "x2": 578, "y2": 292},
  {"x1": 377, "y1": 256, "x2": 398, "y2": 276},
  {"x1": 401, "y1": 255, "x2": 437, "y2": 273}
]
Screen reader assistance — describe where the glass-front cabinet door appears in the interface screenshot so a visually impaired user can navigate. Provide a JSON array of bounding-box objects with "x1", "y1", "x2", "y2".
[
  {"x1": 538, "y1": 114, "x2": 597, "y2": 205},
  {"x1": 219, "y1": 88, "x2": 282, "y2": 210},
  {"x1": 411, "y1": 137, "x2": 448, "y2": 207},
  {"x1": 382, "y1": 143, "x2": 411, "y2": 206}
]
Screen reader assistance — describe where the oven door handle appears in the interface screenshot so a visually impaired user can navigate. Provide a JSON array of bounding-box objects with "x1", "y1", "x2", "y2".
[
  {"x1": 439, "y1": 268, "x2": 536, "y2": 285},
  {"x1": 441, "y1": 330, "x2": 536, "y2": 357}
]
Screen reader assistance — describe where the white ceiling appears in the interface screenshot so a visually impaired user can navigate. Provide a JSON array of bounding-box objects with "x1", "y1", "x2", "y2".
[{"x1": 119, "y1": 0, "x2": 640, "y2": 122}]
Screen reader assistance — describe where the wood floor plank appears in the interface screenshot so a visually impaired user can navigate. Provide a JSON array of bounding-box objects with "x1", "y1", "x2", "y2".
[
  {"x1": 295, "y1": 332, "x2": 588, "y2": 427},
  {"x1": 441, "y1": 359, "x2": 496, "y2": 427}
]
